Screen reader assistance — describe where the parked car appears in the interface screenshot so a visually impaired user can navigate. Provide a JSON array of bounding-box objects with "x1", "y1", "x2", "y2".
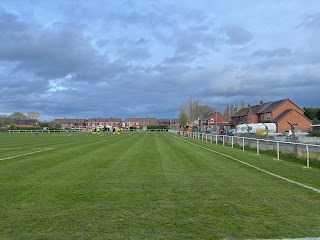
[
  {"x1": 284, "y1": 130, "x2": 309, "y2": 137},
  {"x1": 228, "y1": 129, "x2": 235, "y2": 136}
]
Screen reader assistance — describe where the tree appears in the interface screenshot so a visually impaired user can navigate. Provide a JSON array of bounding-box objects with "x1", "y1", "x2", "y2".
[
  {"x1": 26, "y1": 112, "x2": 40, "y2": 119},
  {"x1": 10, "y1": 112, "x2": 26, "y2": 120},
  {"x1": 224, "y1": 100, "x2": 245, "y2": 118},
  {"x1": 178, "y1": 106, "x2": 188, "y2": 127},
  {"x1": 40, "y1": 121, "x2": 50, "y2": 128},
  {"x1": 49, "y1": 122, "x2": 62, "y2": 130},
  {"x1": 303, "y1": 107, "x2": 319, "y2": 120},
  {"x1": 0, "y1": 114, "x2": 10, "y2": 127}
]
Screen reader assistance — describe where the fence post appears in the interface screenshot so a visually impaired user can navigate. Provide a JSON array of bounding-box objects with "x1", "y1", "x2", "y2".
[
  {"x1": 206, "y1": 134, "x2": 207, "y2": 142},
  {"x1": 216, "y1": 135, "x2": 218, "y2": 144},
  {"x1": 257, "y1": 139, "x2": 259, "y2": 155},
  {"x1": 306, "y1": 145, "x2": 310, "y2": 168},
  {"x1": 231, "y1": 137, "x2": 234, "y2": 148},
  {"x1": 223, "y1": 136, "x2": 225, "y2": 146},
  {"x1": 277, "y1": 142, "x2": 280, "y2": 160},
  {"x1": 242, "y1": 138, "x2": 245, "y2": 151},
  {"x1": 211, "y1": 135, "x2": 213, "y2": 143}
]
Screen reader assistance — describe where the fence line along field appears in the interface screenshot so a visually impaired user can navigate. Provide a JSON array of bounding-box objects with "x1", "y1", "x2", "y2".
[{"x1": 0, "y1": 132, "x2": 320, "y2": 239}]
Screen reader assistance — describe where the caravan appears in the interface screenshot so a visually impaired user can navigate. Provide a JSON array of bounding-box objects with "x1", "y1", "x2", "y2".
[{"x1": 235, "y1": 123, "x2": 276, "y2": 134}]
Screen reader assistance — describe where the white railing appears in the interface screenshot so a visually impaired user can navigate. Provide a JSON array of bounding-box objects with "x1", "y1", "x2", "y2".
[
  {"x1": 179, "y1": 131, "x2": 320, "y2": 168},
  {"x1": 8, "y1": 129, "x2": 86, "y2": 133},
  {"x1": 8, "y1": 128, "x2": 170, "y2": 133}
]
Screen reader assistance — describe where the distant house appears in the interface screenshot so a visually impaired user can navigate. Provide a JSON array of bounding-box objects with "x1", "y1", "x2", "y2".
[
  {"x1": 15, "y1": 119, "x2": 39, "y2": 127},
  {"x1": 86, "y1": 117, "x2": 122, "y2": 130},
  {"x1": 52, "y1": 118, "x2": 87, "y2": 129},
  {"x1": 125, "y1": 117, "x2": 157, "y2": 128},
  {"x1": 231, "y1": 99, "x2": 312, "y2": 133},
  {"x1": 200, "y1": 112, "x2": 228, "y2": 130},
  {"x1": 157, "y1": 119, "x2": 170, "y2": 125},
  {"x1": 157, "y1": 118, "x2": 180, "y2": 129},
  {"x1": 169, "y1": 118, "x2": 180, "y2": 129}
]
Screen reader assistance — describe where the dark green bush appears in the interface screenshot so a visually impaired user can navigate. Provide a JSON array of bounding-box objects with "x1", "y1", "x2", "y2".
[
  {"x1": 310, "y1": 129, "x2": 320, "y2": 137},
  {"x1": 147, "y1": 124, "x2": 168, "y2": 130}
]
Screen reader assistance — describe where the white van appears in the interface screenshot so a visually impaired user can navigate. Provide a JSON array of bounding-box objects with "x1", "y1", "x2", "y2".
[{"x1": 235, "y1": 123, "x2": 276, "y2": 134}]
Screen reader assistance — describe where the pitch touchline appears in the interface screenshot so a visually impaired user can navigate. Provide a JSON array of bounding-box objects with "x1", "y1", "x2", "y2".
[
  {"x1": 173, "y1": 135, "x2": 320, "y2": 194},
  {"x1": 0, "y1": 148, "x2": 55, "y2": 161}
]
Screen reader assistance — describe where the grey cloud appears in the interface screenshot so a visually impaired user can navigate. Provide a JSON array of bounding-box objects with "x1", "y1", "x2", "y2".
[
  {"x1": 252, "y1": 48, "x2": 292, "y2": 58},
  {"x1": 0, "y1": 9, "x2": 28, "y2": 32},
  {"x1": 0, "y1": 10, "x2": 131, "y2": 83},
  {"x1": 224, "y1": 25, "x2": 253, "y2": 45},
  {"x1": 110, "y1": 11, "x2": 174, "y2": 28},
  {"x1": 117, "y1": 47, "x2": 152, "y2": 61},
  {"x1": 300, "y1": 13, "x2": 320, "y2": 28},
  {"x1": 163, "y1": 54, "x2": 196, "y2": 64}
]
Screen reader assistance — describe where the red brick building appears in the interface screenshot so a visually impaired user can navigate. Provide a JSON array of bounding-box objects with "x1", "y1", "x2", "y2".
[
  {"x1": 86, "y1": 117, "x2": 122, "y2": 130},
  {"x1": 231, "y1": 99, "x2": 312, "y2": 133},
  {"x1": 200, "y1": 111, "x2": 228, "y2": 130},
  {"x1": 125, "y1": 117, "x2": 157, "y2": 128},
  {"x1": 52, "y1": 118, "x2": 86, "y2": 129}
]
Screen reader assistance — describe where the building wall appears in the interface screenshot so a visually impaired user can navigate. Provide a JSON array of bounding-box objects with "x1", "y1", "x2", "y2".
[
  {"x1": 272, "y1": 100, "x2": 304, "y2": 117},
  {"x1": 251, "y1": 114, "x2": 259, "y2": 123},
  {"x1": 277, "y1": 110, "x2": 312, "y2": 133}
]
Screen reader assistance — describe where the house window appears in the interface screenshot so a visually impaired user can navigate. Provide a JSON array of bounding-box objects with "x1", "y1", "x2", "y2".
[
  {"x1": 267, "y1": 113, "x2": 271, "y2": 119},
  {"x1": 210, "y1": 118, "x2": 214, "y2": 123}
]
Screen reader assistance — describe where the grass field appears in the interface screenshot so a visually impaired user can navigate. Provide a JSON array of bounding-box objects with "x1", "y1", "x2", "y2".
[{"x1": 0, "y1": 132, "x2": 320, "y2": 239}]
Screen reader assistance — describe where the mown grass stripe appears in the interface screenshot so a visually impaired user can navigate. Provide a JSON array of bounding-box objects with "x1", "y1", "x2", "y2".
[
  {"x1": 0, "y1": 148, "x2": 55, "y2": 161},
  {"x1": 173, "y1": 135, "x2": 320, "y2": 194}
]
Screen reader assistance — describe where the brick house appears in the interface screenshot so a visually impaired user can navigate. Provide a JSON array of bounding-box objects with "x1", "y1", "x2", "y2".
[
  {"x1": 86, "y1": 117, "x2": 122, "y2": 130},
  {"x1": 125, "y1": 117, "x2": 157, "y2": 128},
  {"x1": 52, "y1": 118, "x2": 87, "y2": 129},
  {"x1": 169, "y1": 118, "x2": 180, "y2": 129},
  {"x1": 200, "y1": 111, "x2": 228, "y2": 131},
  {"x1": 231, "y1": 99, "x2": 312, "y2": 133},
  {"x1": 157, "y1": 118, "x2": 180, "y2": 129},
  {"x1": 15, "y1": 119, "x2": 40, "y2": 127}
]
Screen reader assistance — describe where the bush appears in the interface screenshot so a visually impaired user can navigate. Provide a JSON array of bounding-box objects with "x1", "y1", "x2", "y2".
[
  {"x1": 147, "y1": 124, "x2": 169, "y2": 130},
  {"x1": 16, "y1": 126, "x2": 41, "y2": 130},
  {"x1": 310, "y1": 129, "x2": 320, "y2": 137}
]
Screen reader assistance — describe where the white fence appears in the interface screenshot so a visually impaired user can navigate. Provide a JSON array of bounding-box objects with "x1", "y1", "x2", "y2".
[
  {"x1": 8, "y1": 128, "x2": 170, "y2": 133},
  {"x1": 180, "y1": 131, "x2": 320, "y2": 168},
  {"x1": 8, "y1": 129, "x2": 86, "y2": 133}
]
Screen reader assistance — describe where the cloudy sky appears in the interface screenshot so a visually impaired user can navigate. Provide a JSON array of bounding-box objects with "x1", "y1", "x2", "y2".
[{"x1": 1, "y1": 0, "x2": 320, "y2": 121}]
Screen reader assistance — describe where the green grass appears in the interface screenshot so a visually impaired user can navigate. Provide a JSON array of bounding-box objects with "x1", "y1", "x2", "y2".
[{"x1": 0, "y1": 132, "x2": 320, "y2": 239}]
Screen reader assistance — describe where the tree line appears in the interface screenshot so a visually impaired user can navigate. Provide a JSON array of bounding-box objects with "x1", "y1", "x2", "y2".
[
  {"x1": 178, "y1": 97, "x2": 245, "y2": 127},
  {"x1": 303, "y1": 107, "x2": 320, "y2": 124},
  {"x1": 0, "y1": 112, "x2": 41, "y2": 129}
]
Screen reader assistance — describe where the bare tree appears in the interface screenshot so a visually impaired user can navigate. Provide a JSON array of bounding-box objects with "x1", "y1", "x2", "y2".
[
  {"x1": 178, "y1": 106, "x2": 188, "y2": 127},
  {"x1": 178, "y1": 97, "x2": 215, "y2": 125},
  {"x1": 26, "y1": 112, "x2": 40, "y2": 119},
  {"x1": 10, "y1": 112, "x2": 26, "y2": 120}
]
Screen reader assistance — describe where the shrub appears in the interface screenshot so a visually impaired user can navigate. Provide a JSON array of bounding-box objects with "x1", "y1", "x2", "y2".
[
  {"x1": 310, "y1": 129, "x2": 320, "y2": 137},
  {"x1": 147, "y1": 124, "x2": 169, "y2": 130}
]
